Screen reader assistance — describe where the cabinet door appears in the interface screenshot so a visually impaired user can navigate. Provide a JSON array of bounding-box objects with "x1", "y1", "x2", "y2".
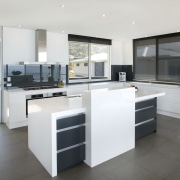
[
  {"x1": 9, "y1": 93, "x2": 26, "y2": 123},
  {"x1": 57, "y1": 144, "x2": 85, "y2": 172},
  {"x1": 135, "y1": 98, "x2": 156, "y2": 110},
  {"x1": 56, "y1": 114, "x2": 85, "y2": 130},
  {"x1": 135, "y1": 120, "x2": 156, "y2": 140},
  {"x1": 57, "y1": 126, "x2": 85, "y2": 150},
  {"x1": 135, "y1": 107, "x2": 156, "y2": 124}
]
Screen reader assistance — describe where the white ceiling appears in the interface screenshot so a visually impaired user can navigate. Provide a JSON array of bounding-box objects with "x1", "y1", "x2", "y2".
[{"x1": 1, "y1": 0, "x2": 180, "y2": 41}]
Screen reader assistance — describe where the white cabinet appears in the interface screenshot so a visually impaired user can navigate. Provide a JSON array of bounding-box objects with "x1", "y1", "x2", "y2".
[
  {"x1": 131, "y1": 82, "x2": 180, "y2": 119},
  {"x1": 4, "y1": 90, "x2": 27, "y2": 129}
]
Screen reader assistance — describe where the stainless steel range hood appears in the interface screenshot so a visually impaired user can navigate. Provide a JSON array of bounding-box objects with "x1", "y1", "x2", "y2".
[{"x1": 35, "y1": 29, "x2": 47, "y2": 62}]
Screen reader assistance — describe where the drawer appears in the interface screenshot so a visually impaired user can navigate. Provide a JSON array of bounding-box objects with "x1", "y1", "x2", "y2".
[
  {"x1": 135, "y1": 106, "x2": 156, "y2": 124},
  {"x1": 136, "y1": 98, "x2": 156, "y2": 110},
  {"x1": 56, "y1": 114, "x2": 85, "y2": 130},
  {"x1": 57, "y1": 144, "x2": 85, "y2": 172},
  {"x1": 57, "y1": 126, "x2": 85, "y2": 150},
  {"x1": 135, "y1": 119, "x2": 156, "y2": 140}
]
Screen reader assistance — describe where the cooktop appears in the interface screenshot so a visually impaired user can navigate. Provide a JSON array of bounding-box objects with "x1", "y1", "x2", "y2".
[{"x1": 23, "y1": 86, "x2": 59, "y2": 91}]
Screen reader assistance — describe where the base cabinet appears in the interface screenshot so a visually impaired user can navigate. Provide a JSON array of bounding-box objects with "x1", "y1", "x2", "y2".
[
  {"x1": 135, "y1": 98, "x2": 157, "y2": 140},
  {"x1": 57, "y1": 144, "x2": 85, "y2": 172},
  {"x1": 56, "y1": 114, "x2": 85, "y2": 172}
]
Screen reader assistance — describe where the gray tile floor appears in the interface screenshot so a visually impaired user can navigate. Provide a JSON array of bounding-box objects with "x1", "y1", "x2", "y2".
[{"x1": 0, "y1": 114, "x2": 180, "y2": 180}]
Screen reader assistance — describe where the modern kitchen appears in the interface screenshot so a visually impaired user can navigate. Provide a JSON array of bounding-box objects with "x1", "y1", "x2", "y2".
[{"x1": 1, "y1": 1, "x2": 180, "y2": 180}]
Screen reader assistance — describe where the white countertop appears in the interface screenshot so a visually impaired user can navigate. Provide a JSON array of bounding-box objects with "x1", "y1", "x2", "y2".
[
  {"x1": 28, "y1": 96, "x2": 85, "y2": 114},
  {"x1": 28, "y1": 87, "x2": 165, "y2": 115},
  {"x1": 5, "y1": 81, "x2": 180, "y2": 94},
  {"x1": 135, "y1": 89, "x2": 165, "y2": 102}
]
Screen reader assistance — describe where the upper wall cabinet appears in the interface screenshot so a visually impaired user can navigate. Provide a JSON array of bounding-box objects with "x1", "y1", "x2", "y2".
[{"x1": 133, "y1": 32, "x2": 180, "y2": 84}]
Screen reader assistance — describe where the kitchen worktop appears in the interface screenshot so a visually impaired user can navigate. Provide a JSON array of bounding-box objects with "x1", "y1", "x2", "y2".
[
  {"x1": 4, "y1": 81, "x2": 166, "y2": 129},
  {"x1": 28, "y1": 95, "x2": 84, "y2": 114},
  {"x1": 5, "y1": 81, "x2": 124, "y2": 94},
  {"x1": 135, "y1": 89, "x2": 165, "y2": 102},
  {"x1": 28, "y1": 87, "x2": 165, "y2": 114}
]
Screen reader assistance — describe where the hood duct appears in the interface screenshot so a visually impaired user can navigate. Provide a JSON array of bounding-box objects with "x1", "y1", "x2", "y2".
[{"x1": 35, "y1": 29, "x2": 47, "y2": 62}]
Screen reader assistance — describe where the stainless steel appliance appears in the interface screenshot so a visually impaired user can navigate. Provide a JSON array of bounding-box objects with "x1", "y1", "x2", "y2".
[{"x1": 119, "y1": 72, "x2": 126, "y2": 81}]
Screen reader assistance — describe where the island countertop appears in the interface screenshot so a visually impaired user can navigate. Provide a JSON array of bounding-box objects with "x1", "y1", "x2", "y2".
[
  {"x1": 28, "y1": 87, "x2": 165, "y2": 115},
  {"x1": 135, "y1": 89, "x2": 165, "y2": 102}
]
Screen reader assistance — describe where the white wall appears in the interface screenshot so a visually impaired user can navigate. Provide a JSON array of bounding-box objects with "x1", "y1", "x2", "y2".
[
  {"x1": 47, "y1": 32, "x2": 68, "y2": 64},
  {"x1": 122, "y1": 39, "x2": 133, "y2": 65},
  {"x1": 3, "y1": 27, "x2": 35, "y2": 64},
  {"x1": 111, "y1": 40, "x2": 123, "y2": 65},
  {"x1": 3, "y1": 27, "x2": 129, "y2": 66},
  {"x1": 3, "y1": 27, "x2": 69, "y2": 65}
]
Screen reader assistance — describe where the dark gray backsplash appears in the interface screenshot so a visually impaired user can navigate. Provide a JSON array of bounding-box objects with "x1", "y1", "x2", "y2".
[{"x1": 111, "y1": 65, "x2": 133, "y2": 81}]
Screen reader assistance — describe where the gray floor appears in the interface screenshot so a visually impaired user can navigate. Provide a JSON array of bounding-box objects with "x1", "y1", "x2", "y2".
[{"x1": 0, "y1": 114, "x2": 180, "y2": 180}]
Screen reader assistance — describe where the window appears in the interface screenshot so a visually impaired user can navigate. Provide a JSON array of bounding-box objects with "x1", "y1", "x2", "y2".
[
  {"x1": 133, "y1": 32, "x2": 180, "y2": 84},
  {"x1": 134, "y1": 38, "x2": 156, "y2": 81},
  {"x1": 68, "y1": 34, "x2": 111, "y2": 83},
  {"x1": 158, "y1": 36, "x2": 180, "y2": 82}
]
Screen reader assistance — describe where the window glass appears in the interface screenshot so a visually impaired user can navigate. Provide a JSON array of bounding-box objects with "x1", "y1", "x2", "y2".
[
  {"x1": 68, "y1": 39, "x2": 111, "y2": 83},
  {"x1": 26, "y1": 65, "x2": 40, "y2": 82},
  {"x1": 91, "y1": 44, "x2": 109, "y2": 79},
  {"x1": 158, "y1": 36, "x2": 180, "y2": 82},
  {"x1": 69, "y1": 42, "x2": 89, "y2": 79},
  {"x1": 134, "y1": 39, "x2": 156, "y2": 81},
  {"x1": 7, "y1": 65, "x2": 25, "y2": 76}
]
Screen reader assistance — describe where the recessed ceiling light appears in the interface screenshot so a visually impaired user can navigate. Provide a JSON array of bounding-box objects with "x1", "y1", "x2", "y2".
[
  {"x1": 62, "y1": 30, "x2": 65, "y2": 33},
  {"x1": 60, "y1": 4, "x2": 65, "y2": 8},
  {"x1": 18, "y1": 25, "x2": 21, "y2": 28},
  {"x1": 177, "y1": 29, "x2": 179, "y2": 32},
  {"x1": 132, "y1": 21, "x2": 135, "y2": 25},
  {"x1": 102, "y1": 14, "x2": 106, "y2": 18}
]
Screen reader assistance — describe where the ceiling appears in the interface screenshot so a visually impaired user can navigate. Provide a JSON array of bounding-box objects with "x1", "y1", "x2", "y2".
[{"x1": 1, "y1": 0, "x2": 180, "y2": 41}]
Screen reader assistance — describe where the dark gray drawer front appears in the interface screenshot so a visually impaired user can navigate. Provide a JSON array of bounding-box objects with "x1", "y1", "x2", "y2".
[
  {"x1": 135, "y1": 98, "x2": 156, "y2": 110},
  {"x1": 57, "y1": 126, "x2": 85, "y2": 150},
  {"x1": 57, "y1": 144, "x2": 85, "y2": 172},
  {"x1": 56, "y1": 114, "x2": 85, "y2": 130},
  {"x1": 135, "y1": 120, "x2": 156, "y2": 140},
  {"x1": 135, "y1": 107, "x2": 156, "y2": 124}
]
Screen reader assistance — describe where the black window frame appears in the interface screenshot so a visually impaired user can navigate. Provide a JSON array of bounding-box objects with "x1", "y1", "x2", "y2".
[
  {"x1": 133, "y1": 32, "x2": 180, "y2": 85},
  {"x1": 68, "y1": 34, "x2": 112, "y2": 84}
]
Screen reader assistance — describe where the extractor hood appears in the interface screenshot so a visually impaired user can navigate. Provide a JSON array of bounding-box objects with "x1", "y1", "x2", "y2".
[{"x1": 35, "y1": 29, "x2": 47, "y2": 62}]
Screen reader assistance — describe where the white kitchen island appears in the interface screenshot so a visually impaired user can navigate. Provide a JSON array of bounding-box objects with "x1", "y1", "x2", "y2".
[
  {"x1": 4, "y1": 81, "x2": 123, "y2": 129},
  {"x1": 28, "y1": 86, "x2": 165, "y2": 177},
  {"x1": 28, "y1": 87, "x2": 135, "y2": 177}
]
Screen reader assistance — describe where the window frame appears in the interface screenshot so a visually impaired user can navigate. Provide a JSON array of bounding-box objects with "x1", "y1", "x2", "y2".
[
  {"x1": 133, "y1": 32, "x2": 180, "y2": 85},
  {"x1": 68, "y1": 34, "x2": 111, "y2": 84}
]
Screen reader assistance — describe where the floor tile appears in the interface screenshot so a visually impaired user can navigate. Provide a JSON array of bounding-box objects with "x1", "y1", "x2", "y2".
[
  {"x1": 0, "y1": 114, "x2": 180, "y2": 180},
  {"x1": 105, "y1": 161, "x2": 164, "y2": 180}
]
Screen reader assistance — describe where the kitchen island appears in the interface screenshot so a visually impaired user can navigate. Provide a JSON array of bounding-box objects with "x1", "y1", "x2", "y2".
[
  {"x1": 28, "y1": 86, "x2": 165, "y2": 177},
  {"x1": 4, "y1": 81, "x2": 123, "y2": 129}
]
